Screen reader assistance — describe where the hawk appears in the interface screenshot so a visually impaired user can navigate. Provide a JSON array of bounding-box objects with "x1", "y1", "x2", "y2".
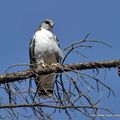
[{"x1": 29, "y1": 19, "x2": 63, "y2": 97}]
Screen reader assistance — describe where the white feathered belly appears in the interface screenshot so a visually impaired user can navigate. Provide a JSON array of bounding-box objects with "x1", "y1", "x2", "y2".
[{"x1": 34, "y1": 36, "x2": 60, "y2": 64}]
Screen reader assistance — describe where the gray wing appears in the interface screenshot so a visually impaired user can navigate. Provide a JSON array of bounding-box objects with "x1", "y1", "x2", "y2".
[
  {"x1": 53, "y1": 34, "x2": 60, "y2": 48},
  {"x1": 54, "y1": 35, "x2": 63, "y2": 63},
  {"x1": 29, "y1": 38, "x2": 36, "y2": 67}
]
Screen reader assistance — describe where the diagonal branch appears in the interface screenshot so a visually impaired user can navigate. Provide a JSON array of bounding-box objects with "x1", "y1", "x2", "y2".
[{"x1": 0, "y1": 60, "x2": 120, "y2": 84}]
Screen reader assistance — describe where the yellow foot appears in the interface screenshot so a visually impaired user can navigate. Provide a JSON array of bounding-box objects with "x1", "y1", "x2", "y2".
[
  {"x1": 40, "y1": 61, "x2": 46, "y2": 68},
  {"x1": 51, "y1": 63, "x2": 60, "y2": 67}
]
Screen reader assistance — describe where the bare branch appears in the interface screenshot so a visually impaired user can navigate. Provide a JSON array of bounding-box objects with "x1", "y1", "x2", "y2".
[
  {"x1": 0, "y1": 102, "x2": 107, "y2": 110},
  {"x1": 0, "y1": 60, "x2": 119, "y2": 84}
]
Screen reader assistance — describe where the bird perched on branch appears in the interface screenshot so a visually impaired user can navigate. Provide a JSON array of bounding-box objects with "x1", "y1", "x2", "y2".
[{"x1": 29, "y1": 19, "x2": 63, "y2": 97}]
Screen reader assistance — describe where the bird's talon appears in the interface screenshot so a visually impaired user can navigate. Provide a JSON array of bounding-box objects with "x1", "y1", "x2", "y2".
[
  {"x1": 41, "y1": 63, "x2": 46, "y2": 68},
  {"x1": 51, "y1": 63, "x2": 60, "y2": 67}
]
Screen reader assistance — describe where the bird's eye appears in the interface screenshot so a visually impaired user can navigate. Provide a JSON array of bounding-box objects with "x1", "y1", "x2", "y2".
[{"x1": 45, "y1": 21, "x2": 50, "y2": 24}]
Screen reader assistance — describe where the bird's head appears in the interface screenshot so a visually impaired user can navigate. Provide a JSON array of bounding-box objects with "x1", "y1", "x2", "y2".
[{"x1": 40, "y1": 19, "x2": 54, "y2": 31}]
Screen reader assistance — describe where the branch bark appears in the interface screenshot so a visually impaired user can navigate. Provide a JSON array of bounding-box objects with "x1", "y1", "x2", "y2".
[
  {"x1": 0, "y1": 60, "x2": 119, "y2": 84},
  {"x1": 0, "y1": 102, "x2": 97, "y2": 109}
]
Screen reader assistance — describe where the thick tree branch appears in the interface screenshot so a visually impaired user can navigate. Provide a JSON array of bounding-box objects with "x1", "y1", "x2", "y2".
[
  {"x1": 0, "y1": 102, "x2": 99, "y2": 109},
  {"x1": 0, "y1": 60, "x2": 119, "y2": 84}
]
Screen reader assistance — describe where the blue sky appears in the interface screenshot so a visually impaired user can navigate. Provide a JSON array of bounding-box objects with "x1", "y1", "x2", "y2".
[{"x1": 0, "y1": 0, "x2": 120, "y2": 120}]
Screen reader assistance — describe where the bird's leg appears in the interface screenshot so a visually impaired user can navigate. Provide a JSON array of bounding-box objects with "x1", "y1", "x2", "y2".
[
  {"x1": 51, "y1": 63, "x2": 60, "y2": 67},
  {"x1": 38, "y1": 60, "x2": 46, "y2": 68},
  {"x1": 41, "y1": 60, "x2": 46, "y2": 68}
]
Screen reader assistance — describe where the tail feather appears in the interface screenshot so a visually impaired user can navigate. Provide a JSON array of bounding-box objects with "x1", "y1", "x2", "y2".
[{"x1": 35, "y1": 75, "x2": 54, "y2": 97}]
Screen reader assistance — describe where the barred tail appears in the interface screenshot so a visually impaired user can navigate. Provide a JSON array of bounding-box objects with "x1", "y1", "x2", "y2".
[{"x1": 35, "y1": 75, "x2": 54, "y2": 97}]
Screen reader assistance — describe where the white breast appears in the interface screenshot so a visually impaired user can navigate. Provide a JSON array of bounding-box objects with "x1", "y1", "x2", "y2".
[{"x1": 33, "y1": 28, "x2": 62, "y2": 64}]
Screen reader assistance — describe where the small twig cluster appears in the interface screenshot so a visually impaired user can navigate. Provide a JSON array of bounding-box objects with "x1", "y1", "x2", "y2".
[{"x1": 0, "y1": 34, "x2": 118, "y2": 120}]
